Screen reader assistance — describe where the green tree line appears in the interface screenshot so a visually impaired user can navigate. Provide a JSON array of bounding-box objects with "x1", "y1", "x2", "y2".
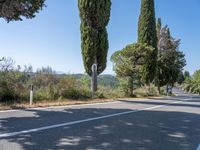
[{"x1": 111, "y1": 0, "x2": 186, "y2": 96}]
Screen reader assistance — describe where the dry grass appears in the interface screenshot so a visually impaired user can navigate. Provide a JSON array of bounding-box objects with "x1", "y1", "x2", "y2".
[
  {"x1": 0, "y1": 98, "x2": 114, "y2": 111},
  {"x1": 0, "y1": 95, "x2": 165, "y2": 111}
]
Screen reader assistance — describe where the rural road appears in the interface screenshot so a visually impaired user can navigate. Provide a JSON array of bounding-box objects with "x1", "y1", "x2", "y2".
[{"x1": 0, "y1": 89, "x2": 200, "y2": 150}]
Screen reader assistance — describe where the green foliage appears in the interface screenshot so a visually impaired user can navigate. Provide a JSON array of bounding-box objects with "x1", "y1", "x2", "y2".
[
  {"x1": 78, "y1": 0, "x2": 111, "y2": 29},
  {"x1": 116, "y1": 77, "x2": 140, "y2": 97},
  {"x1": 96, "y1": 86, "x2": 124, "y2": 99},
  {"x1": 138, "y1": 0, "x2": 157, "y2": 82},
  {"x1": 31, "y1": 75, "x2": 92, "y2": 100},
  {"x1": 80, "y1": 75, "x2": 90, "y2": 89},
  {"x1": 157, "y1": 25, "x2": 186, "y2": 87},
  {"x1": 155, "y1": 18, "x2": 162, "y2": 92},
  {"x1": 98, "y1": 75, "x2": 119, "y2": 88},
  {"x1": 184, "y1": 71, "x2": 190, "y2": 79},
  {"x1": 111, "y1": 43, "x2": 154, "y2": 83},
  {"x1": 0, "y1": 59, "x2": 29, "y2": 102},
  {"x1": 156, "y1": 18, "x2": 162, "y2": 44},
  {"x1": 57, "y1": 77, "x2": 90, "y2": 99},
  {"x1": 0, "y1": 57, "x2": 161, "y2": 103},
  {"x1": 0, "y1": 0, "x2": 45, "y2": 22},
  {"x1": 0, "y1": 58, "x2": 126, "y2": 102},
  {"x1": 117, "y1": 77, "x2": 130, "y2": 96},
  {"x1": 78, "y1": 0, "x2": 111, "y2": 76},
  {"x1": 182, "y1": 70, "x2": 200, "y2": 94},
  {"x1": 111, "y1": 43, "x2": 154, "y2": 96},
  {"x1": 177, "y1": 71, "x2": 185, "y2": 84},
  {"x1": 134, "y1": 84, "x2": 158, "y2": 97}
]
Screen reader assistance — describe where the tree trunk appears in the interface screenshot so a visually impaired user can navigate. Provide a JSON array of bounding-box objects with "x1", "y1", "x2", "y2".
[
  {"x1": 166, "y1": 84, "x2": 169, "y2": 95},
  {"x1": 156, "y1": 62, "x2": 160, "y2": 94},
  {"x1": 157, "y1": 83, "x2": 161, "y2": 94},
  {"x1": 91, "y1": 69, "x2": 97, "y2": 92},
  {"x1": 91, "y1": 58, "x2": 98, "y2": 96},
  {"x1": 128, "y1": 77, "x2": 134, "y2": 96}
]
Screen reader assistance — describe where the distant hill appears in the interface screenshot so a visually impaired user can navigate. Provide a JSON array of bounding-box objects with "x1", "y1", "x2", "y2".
[
  {"x1": 31, "y1": 72, "x2": 119, "y2": 88},
  {"x1": 63, "y1": 74, "x2": 119, "y2": 88}
]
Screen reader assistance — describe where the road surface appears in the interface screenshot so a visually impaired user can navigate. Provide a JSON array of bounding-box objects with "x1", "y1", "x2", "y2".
[{"x1": 0, "y1": 89, "x2": 200, "y2": 150}]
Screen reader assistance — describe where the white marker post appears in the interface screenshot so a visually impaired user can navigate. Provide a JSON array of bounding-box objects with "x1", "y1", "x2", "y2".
[
  {"x1": 30, "y1": 84, "x2": 33, "y2": 105},
  {"x1": 91, "y1": 64, "x2": 97, "y2": 98}
]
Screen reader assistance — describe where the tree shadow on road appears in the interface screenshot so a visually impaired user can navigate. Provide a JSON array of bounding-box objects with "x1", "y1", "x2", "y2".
[
  {"x1": 0, "y1": 102, "x2": 200, "y2": 150},
  {"x1": 117, "y1": 99, "x2": 200, "y2": 108}
]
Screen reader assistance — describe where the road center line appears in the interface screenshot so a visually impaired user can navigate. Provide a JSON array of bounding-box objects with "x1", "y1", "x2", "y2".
[{"x1": 0, "y1": 100, "x2": 185, "y2": 138}]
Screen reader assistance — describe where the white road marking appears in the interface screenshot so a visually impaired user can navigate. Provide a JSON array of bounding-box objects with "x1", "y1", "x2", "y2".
[
  {"x1": 30, "y1": 101, "x2": 120, "y2": 110},
  {"x1": 197, "y1": 144, "x2": 200, "y2": 150},
  {"x1": 0, "y1": 110, "x2": 19, "y2": 113},
  {"x1": 0, "y1": 101, "x2": 119, "y2": 113},
  {"x1": 0, "y1": 100, "x2": 183, "y2": 138}
]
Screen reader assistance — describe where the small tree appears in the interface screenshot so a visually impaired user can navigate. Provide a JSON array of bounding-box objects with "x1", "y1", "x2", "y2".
[{"x1": 111, "y1": 43, "x2": 154, "y2": 96}]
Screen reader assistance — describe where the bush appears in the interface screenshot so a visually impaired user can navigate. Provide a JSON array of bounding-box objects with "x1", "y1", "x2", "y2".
[
  {"x1": 182, "y1": 70, "x2": 200, "y2": 95},
  {"x1": 57, "y1": 77, "x2": 91, "y2": 99},
  {"x1": 97, "y1": 86, "x2": 125, "y2": 98}
]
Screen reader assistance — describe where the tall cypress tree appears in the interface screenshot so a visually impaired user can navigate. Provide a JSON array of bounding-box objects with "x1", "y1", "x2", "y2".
[
  {"x1": 156, "y1": 18, "x2": 162, "y2": 93},
  {"x1": 157, "y1": 18, "x2": 162, "y2": 45},
  {"x1": 138, "y1": 0, "x2": 157, "y2": 83},
  {"x1": 78, "y1": 0, "x2": 111, "y2": 91},
  {"x1": 78, "y1": 0, "x2": 111, "y2": 76}
]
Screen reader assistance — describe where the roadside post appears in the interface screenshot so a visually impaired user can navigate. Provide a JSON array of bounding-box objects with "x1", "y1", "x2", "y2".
[
  {"x1": 166, "y1": 85, "x2": 169, "y2": 96},
  {"x1": 30, "y1": 84, "x2": 34, "y2": 105},
  {"x1": 91, "y1": 64, "x2": 97, "y2": 98}
]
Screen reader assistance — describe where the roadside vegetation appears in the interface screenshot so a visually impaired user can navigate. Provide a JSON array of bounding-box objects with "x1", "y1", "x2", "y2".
[
  {"x1": 0, "y1": 57, "x2": 129, "y2": 103},
  {"x1": 181, "y1": 70, "x2": 200, "y2": 94},
  {"x1": 111, "y1": 0, "x2": 186, "y2": 96},
  {"x1": 0, "y1": 0, "x2": 188, "y2": 107}
]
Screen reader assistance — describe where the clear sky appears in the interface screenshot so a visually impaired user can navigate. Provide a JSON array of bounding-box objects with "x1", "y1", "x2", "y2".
[{"x1": 0, "y1": 0, "x2": 200, "y2": 75}]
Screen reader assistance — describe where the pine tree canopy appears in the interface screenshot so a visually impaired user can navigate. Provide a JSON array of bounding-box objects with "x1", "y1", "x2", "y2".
[
  {"x1": 0, "y1": 0, "x2": 45, "y2": 22},
  {"x1": 157, "y1": 26, "x2": 186, "y2": 86},
  {"x1": 111, "y1": 43, "x2": 154, "y2": 84}
]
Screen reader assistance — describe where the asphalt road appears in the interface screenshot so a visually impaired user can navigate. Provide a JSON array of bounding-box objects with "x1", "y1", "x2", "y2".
[{"x1": 0, "y1": 89, "x2": 200, "y2": 150}]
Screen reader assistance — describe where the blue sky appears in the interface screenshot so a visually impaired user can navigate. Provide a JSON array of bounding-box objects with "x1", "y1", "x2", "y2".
[{"x1": 0, "y1": 0, "x2": 200, "y2": 75}]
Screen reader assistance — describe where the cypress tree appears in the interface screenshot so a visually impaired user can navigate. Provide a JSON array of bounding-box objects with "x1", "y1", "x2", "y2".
[
  {"x1": 138, "y1": 0, "x2": 157, "y2": 83},
  {"x1": 156, "y1": 18, "x2": 162, "y2": 93},
  {"x1": 78, "y1": 0, "x2": 111, "y2": 76},
  {"x1": 157, "y1": 18, "x2": 162, "y2": 45}
]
